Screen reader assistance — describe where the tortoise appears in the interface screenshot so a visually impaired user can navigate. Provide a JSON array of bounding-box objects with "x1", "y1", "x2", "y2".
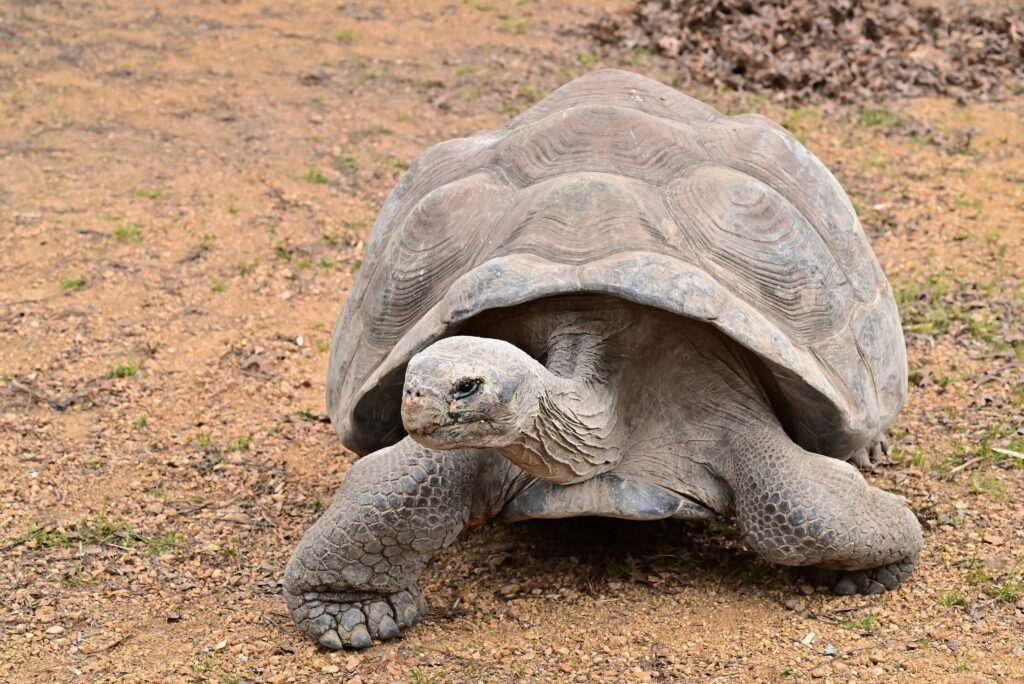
[{"x1": 284, "y1": 69, "x2": 921, "y2": 650}]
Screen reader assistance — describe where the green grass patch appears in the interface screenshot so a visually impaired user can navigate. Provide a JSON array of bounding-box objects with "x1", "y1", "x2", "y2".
[
  {"x1": 782, "y1": 107, "x2": 819, "y2": 144},
  {"x1": 520, "y1": 83, "x2": 544, "y2": 103},
  {"x1": 501, "y1": 17, "x2": 527, "y2": 35},
  {"x1": 9, "y1": 512, "x2": 179, "y2": 556},
  {"x1": 706, "y1": 519, "x2": 741, "y2": 539},
  {"x1": 335, "y1": 29, "x2": 357, "y2": 43},
  {"x1": 856, "y1": 105, "x2": 904, "y2": 128},
  {"x1": 114, "y1": 223, "x2": 143, "y2": 241},
  {"x1": 107, "y1": 359, "x2": 139, "y2": 379},
  {"x1": 294, "y1": 408, "x2": 316, "y2": 422},
  {"x1": 302, "y1": 168, "x2": 330, "y2": 184},
  {"x1": 134, "y1": 188, "x2": 164, "y2": 199},
  {"x1": 938, "y1": 589, "x2": 967, "y2": 608},
  {"x1": 61, "y1": 277, "x2": 87, "y2": 290},
  {"x1": 952, "y1": 193, "x2": 983, "y2": 218},
  {"x1": 194, "y1": 233, "x2": 215, "y2": 254},
  {"x1": 966, "y1": 557, "x2": 1023, "y2": 603},
  {"x1": 969, "y1": 473, "x2": 1007, "y2": 501},
  {"x1": 890, "y1": 445, "x2": 925, "y2": 468},
  {"x1": 841, "y1": 611, "x2": 879, "y2": 632},
  {"x1": 894, "y1": 270, "x2": 1000, "y2": 342}
]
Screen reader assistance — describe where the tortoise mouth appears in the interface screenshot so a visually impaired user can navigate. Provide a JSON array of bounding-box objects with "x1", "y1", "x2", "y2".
[
  {"x1": 407, "y1": 422, "x2": 461, "y2": 448},
  {"x1": 407, "y1": 423, "x2": 443, "y2": 436},
  {"x1": 406, "y1": 415, "x2": 494, "y2": 448}
]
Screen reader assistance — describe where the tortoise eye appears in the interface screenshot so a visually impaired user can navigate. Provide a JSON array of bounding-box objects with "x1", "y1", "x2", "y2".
[{"x1": 452, "y1": 378, "x2": 482, "y2": 400}]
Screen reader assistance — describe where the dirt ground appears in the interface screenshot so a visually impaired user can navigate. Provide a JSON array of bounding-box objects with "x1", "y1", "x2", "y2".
[{"x1": 1, "y1": 1, "x2": 1022, "y2": 682}]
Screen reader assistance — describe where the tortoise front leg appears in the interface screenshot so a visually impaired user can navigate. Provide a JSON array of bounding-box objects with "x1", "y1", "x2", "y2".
[
  {"x1": 724, "y1": 427, "x2": 922, "y2": 595},
  {"x1": 284, "y1": 438, "x2": 525, "y2": 649}
]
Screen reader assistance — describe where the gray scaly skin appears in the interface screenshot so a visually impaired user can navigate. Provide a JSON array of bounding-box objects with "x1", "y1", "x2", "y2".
[
  {"x1": 285, "y1": 300, "x2": 921, "y2": 649},
  {"x1": 727, "y1": 430, "x2": 920, "y2": 593},
  {"x1": 283, "y1": 440, "x2": 528, "y2": 649}
]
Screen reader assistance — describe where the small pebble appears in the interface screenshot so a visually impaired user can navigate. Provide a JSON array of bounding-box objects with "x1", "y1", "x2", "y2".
[{"x1": 810, "y1": 664, "x2": 831, "y2": 678}]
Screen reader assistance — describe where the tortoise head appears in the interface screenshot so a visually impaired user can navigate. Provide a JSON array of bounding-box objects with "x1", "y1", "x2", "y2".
[{"x1": 402, "y1": 336, "x2": 542, "y2": 450}]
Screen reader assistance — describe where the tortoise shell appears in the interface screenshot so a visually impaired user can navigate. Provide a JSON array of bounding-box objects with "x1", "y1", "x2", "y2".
[{"x1": 326, "y1": 69, "x2": 907, "y2": 460}]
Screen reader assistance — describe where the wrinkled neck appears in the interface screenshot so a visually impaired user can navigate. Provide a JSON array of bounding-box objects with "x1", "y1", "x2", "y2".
[{"x1": 497, "y1": 331, "x2": 624, "y2": 485}]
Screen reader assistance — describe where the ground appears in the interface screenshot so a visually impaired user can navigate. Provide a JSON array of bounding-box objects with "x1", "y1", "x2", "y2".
[{"x1": 1, "y1": 1, "x2": 1022, "y2": 682}]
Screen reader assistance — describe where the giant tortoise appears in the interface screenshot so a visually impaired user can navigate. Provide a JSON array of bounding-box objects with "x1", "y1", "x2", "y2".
[{"x1": 284, "y1": 69, "x2": 921, "y2": 649}]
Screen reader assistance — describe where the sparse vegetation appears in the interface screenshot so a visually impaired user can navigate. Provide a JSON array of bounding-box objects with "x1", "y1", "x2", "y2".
[
  {"x1": 520, "y1": 83, "x2": 543, "y2": 103},
  {"x1": 9, "y1": 512, "x2": 178, "y2": 556},
  {"x1": 294, "y1": 408, "x2": 316, "y2": 421},
  {"x1": 335, "y1": 29, "x2": 357, "y2": 43},
  {"x1": 302, "y1": 168, "x2": 330, "y2": 184},
  {"x1": 114, "y1": 223, "x2": 143, "y2": 241},
  {"x1": 938, "y1": 589, "x2": 967, "y2": 608},
  {"x1": 502, "y1": 17, "x2": 527, "y2": 35},
  {"x1": 856, "y1": 104, "x2": 904, "y2": 128},
  {"x1": 107, "y1": 359, "x2": 139, "y2": 379},
  {"x1": 782, "y1": 107, "x2": 819, "y2": 144},
  {"x1": 969, "y1": 472, "x2": 1007, "y2": 501},
  {"x1": 965, "y1": 557, "x2": 1023, "y2": 603},
  {"x1": 61, "y1": 277, "x2": 87, "y2": 290},
  {"x1": 193, "y1": 233, "x2": 215, "y2": 254},
  {"x1": 409, "y1": 668, "x2": 440, "y2": 684},
  {"x1": 841, "y1": 611, "x2": 880, "y2": 632}
]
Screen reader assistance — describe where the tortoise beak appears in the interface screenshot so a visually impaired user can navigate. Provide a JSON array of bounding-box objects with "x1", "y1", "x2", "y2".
[{"x1": 401, "y1": 378, "x2": 449, "y2": 436}]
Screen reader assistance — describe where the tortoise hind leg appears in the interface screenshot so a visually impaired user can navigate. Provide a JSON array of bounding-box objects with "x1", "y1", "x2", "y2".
[
  {"x1": 723, "y1": 427, "x2": 922, "y2": 595},
  {"x1": 284, "y1": 439, "x2": 522, "y2": 649}
]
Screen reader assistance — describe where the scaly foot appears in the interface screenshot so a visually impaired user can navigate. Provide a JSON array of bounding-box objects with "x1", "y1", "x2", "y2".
[
  {"x1": 284, "y1": 584, "x2": 428, "y2": 649},
  {"x1": 803, "y1": 559, "x2": 918, "y2": 595},
  {"x1": 848, "y1": 436, "x2": 891, "y2": 470}
]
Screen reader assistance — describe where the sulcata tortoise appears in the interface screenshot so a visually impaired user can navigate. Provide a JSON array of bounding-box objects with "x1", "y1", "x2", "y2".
[{"x1": 284, "y1": 69, "x2": 921, "y2": 649}]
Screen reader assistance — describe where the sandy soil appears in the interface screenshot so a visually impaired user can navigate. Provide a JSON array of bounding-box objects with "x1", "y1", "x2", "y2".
[{"x1": 1, "y1": 1, "x2": 1022, "y2": 682}]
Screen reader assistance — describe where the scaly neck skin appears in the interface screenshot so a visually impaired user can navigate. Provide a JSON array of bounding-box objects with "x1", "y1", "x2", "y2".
[{"x1": 497, "y1": 326, "x2": 626, "y2": 485}]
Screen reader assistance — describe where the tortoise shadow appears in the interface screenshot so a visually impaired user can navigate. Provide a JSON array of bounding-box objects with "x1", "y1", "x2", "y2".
[{"x1": 469, "y1": 515, "x2": 800, "y2": 597}]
